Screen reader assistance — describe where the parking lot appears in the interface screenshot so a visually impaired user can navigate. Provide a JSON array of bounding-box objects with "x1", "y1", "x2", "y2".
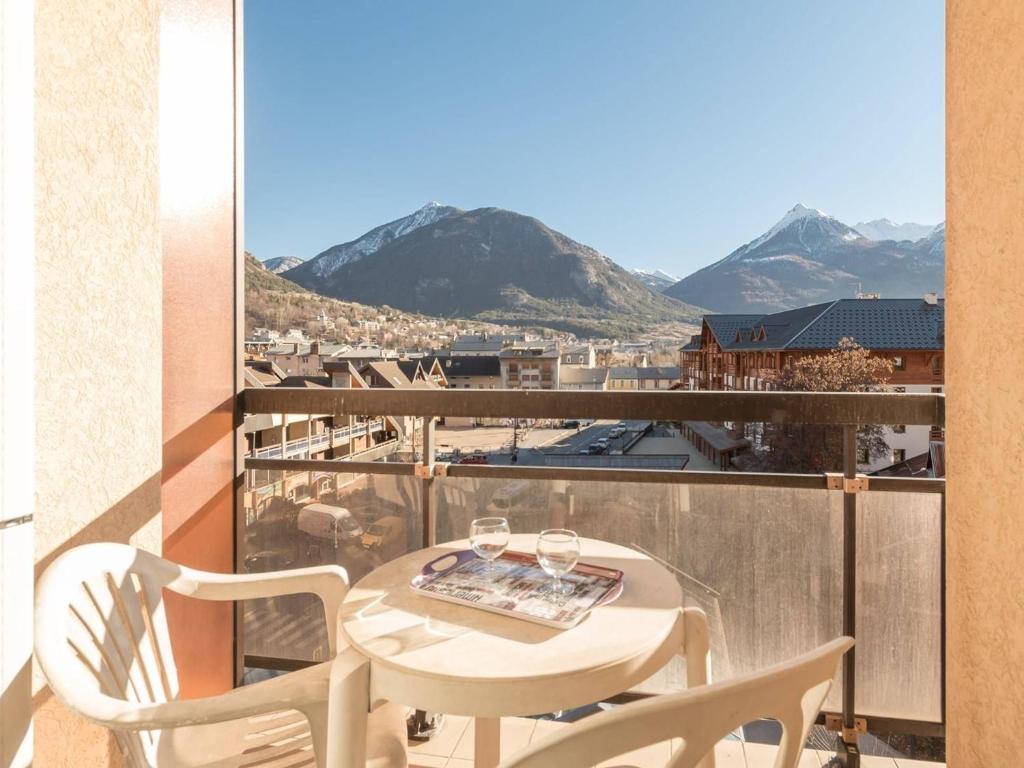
[{"x1": 542, "y1": 419, "x2": 651, "y2": 455}]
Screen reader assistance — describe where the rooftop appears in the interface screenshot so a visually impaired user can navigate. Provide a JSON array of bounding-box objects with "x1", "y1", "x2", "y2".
[{"x1": 695, "y1": 298, "x2": 945, "y2": 352}]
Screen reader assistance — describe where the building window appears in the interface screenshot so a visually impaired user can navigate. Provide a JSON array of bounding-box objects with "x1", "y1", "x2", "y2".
[
  {"x1": 931, "y1": 356, "x2": 943, "y2": 374},
  {"x1": 858, "y1": 447, "x2": 870, "y2": 464},
  {"x1": 893, "y1": 424, "x2": 906, "y2": 434},
  {"x1": 893, "y1": 449, "x2": 907, "y2": 463},
  {"x1": 893, "y1": 356, "x2": 905, "y2": 370},
  {"x1": 931, "y1": 385, "x2": 943, "y2": 393}
]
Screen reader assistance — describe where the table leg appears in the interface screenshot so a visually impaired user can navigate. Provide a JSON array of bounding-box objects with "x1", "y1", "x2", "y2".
[{"x1": 474, "y1": 717, "x2": 501, "y2": 768}]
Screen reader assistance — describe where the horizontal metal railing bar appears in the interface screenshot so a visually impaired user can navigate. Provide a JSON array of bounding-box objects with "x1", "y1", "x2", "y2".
[
  {"x1": 240, "y1": 653, "x2": 943, "y2": 735},
  {"x1": 443, "y1": 463, "x2": 826, "y2": 489},
  {"x1": 864, "y1": 476, "x2": 946, "y2": 493},
  {"x1": 245, "y1": 458, "x2": 416, "y2": 475},
  {"x1": 242, "y1": 455, "x2": 945, "y2": 493},
  {"x1": 243, "y1": 388, "x2": 945, "y2": 426}
]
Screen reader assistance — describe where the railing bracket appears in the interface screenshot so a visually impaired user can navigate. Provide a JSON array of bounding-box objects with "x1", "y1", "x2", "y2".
[
  {"x1": 826, "y1": 713, "x2": 867, "y2": 743},
  {"x1": 434, "y1": 462, "x2": 449, "y2": 478},
  {"x1": 825, "y1": 473, "x2": 870, "y2": 493},
  {"x1": 414, "y1": 463, "x2": 434, "y2": 479}
]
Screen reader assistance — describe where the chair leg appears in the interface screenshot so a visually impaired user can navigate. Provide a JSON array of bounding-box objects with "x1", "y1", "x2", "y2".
[
  {"x1": 326, "y1": 649, "x2": 371, "y2": 768},
  {"x1": 682, "y1": 607, "x2": 715, "y2": 768},
  {"x1": 682, "y1": 607, "x2": 711, "y2": 688},
  {"x1": 304, "y1": 702, "x2": 330, "y2": 768}
]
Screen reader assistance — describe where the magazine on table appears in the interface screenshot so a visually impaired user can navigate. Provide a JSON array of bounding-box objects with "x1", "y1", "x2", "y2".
[{"x1": 410, "y1": 549, "x2": 624, "y2": 629}]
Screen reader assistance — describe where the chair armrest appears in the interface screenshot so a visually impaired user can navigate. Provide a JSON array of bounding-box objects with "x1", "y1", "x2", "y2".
[
  {"x1": 89, "y1": 649, "x2": 369, "y2": 732},
  {"x1": 168, "y1": 565, "x2": 349, "y2": 653}
]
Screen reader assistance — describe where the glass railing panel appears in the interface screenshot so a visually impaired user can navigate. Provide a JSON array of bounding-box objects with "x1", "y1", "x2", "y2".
[
  {"x1": 241, "y1": 467, "x2": 423, "y2": 663},
  {"x1": 856, "y1": 490, "x2": 943, "y2": 722},
  {"x1": 433, "y1": 476, "x2": 845, "y2": 710}
]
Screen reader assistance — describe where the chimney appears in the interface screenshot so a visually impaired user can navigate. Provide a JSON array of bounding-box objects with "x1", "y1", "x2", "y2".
[
  {"x1": 923, "y1": 292, "x2": 938, "y2": 305},
  {"x1": 331, "y1": 362, "x2": 353, "y2": 389},
  {"x1": 310, "y1": 341, "x2": 320, "y2": 355}
]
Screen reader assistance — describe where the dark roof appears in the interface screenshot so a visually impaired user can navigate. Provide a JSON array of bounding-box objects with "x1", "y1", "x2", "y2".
[
  {"x1": 608, "y1": 367, "x2": 638, "y2": 379},
  {"x1": 499, "y1": 346, "x2": 560, "y2": 359},
  {"x1": 451, "y1": 335, "x2": 505, "y2": 353},
  {"x1": 560, "y1": 367, "x2": 609, "y2": 385},
  {"x1": 636, "y1": 366, "x2": 681, "y2": 380},
  {"x1": 396, "y1": 359, "x2": 424, "y2": 381},
  {"x1": 787, "y1": 299, "x2": 945, "y2": 350},
  {"x1": 679, "y1": 334, "x2": 702, "y2": 352},
  {"x1": 704, "y1": 315, "x2": 762, "y2": 348},
  {"x1": 420, "y1": 355, "x2": 500, "y2": 377},
  {"x1": 703, "y1": 298, "x2": 945, "y2": 352}
]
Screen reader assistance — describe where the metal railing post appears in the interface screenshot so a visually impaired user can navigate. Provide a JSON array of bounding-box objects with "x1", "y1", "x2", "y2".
[
  {"x1": 420, "y1": 416, "x2": 436, "y2": 549},
  {"x1": 840, "y1": 424, "x2": 860, "y2": 768},
  {"x1": 409, "y1": 415, "x2": 443, "y2": 740}
]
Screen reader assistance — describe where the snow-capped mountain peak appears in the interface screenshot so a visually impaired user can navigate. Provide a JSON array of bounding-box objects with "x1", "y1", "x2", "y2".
[
  {"x1": 854, "y1": 218, "x2": 942, "y2": 242},
  {"x1": 722, "y1": 204, "x2": 861, "y2": 265},
  {"x1": 630, "y1": 268, "x2": 681, "y2": 291},
  {"x1": 300, "y1": 202, "x2": 462, "y2": 279}
]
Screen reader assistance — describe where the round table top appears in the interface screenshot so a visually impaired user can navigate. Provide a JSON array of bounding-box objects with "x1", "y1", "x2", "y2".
[{"x1": 339, "y1": 535, "x2": 683, "y2": 716}]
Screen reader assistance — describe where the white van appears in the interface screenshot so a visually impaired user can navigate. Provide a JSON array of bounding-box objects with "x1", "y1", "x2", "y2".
[
  {"x1": 297, "y1": 503, "x2": 363, "y2": 547},
  {"x1": 486, "y1": 481, "x2": 533, "y2": 516}
]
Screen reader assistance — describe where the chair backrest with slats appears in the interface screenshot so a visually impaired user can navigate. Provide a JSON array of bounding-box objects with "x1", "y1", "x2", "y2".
[
  {"x1": 36, "y1": 543, "x2": 184, "y2": 765},
  {"x1": 499, "y1": 637, "x2": 854, "y2": 768}
]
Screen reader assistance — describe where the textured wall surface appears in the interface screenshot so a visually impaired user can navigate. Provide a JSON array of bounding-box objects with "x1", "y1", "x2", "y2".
[
  {"x1": 33, "y1": 0, "x2": 162, "y2": 764},
  {"x1": 947, "y1": 2, "x2": 1024, "y2": 766}
]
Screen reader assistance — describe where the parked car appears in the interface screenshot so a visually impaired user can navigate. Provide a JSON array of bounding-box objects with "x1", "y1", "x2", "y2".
[
  {"x1": 459, "y1": 454, "x2": 488, "y2": 465},
  {"x1": 243, "y1": 548, "x2": 295, "y2": 573},
  {"x1": 588, "y1": 443, "x2": 605, "y2": 454},
  {"x1": 597, "y1": 437, "x2": 610, "y2": 446},
  {"x1": 563, "y1": 419, "x2": 579, "y2": 429},
  {"x1": 297, "y1": 503, "x2": 363, "y2": 548},
  {"x1": 361, "y1": 515, "x2": 405, "y2": 551}
]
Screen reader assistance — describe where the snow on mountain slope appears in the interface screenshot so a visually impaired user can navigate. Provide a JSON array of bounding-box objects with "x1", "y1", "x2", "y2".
[
  {"x1": 854, "y1": 218, "x2": 942, "y2": 242},
  {"x1": 630, "y1": 268, "x2": 680, "y2": 291},
  {"x1": 664, "y1": 204, "x2": 944, "y2": 313},
  {"x1": 287, "y1": 202, "x2": 462, "y2": 283}
]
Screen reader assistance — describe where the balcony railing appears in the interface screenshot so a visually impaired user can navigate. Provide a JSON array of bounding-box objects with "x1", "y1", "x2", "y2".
[
  {"x1": 250, "y1": 418, "x2": 385, "y2": 459},
  {"x1": 239, "y1": 388, "x2": 946, "y2": 761}
]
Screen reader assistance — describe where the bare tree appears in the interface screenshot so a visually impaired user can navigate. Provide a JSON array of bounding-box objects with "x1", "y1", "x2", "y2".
[{"x1": 745, "y1": 338, "x2": 893, "y2": 473}]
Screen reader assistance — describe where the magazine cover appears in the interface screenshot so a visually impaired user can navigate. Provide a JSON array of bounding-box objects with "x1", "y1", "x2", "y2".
[{"x1": 410, "y1": 549, "x2": 624, "y2": 629}]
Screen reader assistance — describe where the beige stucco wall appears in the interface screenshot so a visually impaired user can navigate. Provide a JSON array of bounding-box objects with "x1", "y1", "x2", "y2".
[
  {"x1": 33, "y1": 0, "x2": 162, "y2": 764},
  {"x1": 947, "y1": 2, "x2": 1024, "y2": 766}
]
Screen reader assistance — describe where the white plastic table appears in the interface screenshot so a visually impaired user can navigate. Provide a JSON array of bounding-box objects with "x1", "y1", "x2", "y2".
[{"x1": 338, "y1": 535, "x2": 705, "y2": 767}]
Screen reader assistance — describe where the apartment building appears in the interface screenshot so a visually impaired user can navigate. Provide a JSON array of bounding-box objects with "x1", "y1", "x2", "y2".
[
  {"x1": 679, "y1": 296, "x2": 945, "y2": 471},
  {"x1": 560, "y1": 344, "x2": 596, "y2": 367},
  {"x1": 499, "y1": 343, "x2": 561, "y2": 389}
]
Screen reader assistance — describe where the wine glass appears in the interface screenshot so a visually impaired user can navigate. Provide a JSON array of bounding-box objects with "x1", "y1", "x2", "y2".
[
  {"x1": 470, "y1": 517, "x2": 510, "y2": 574},
  {"x1": 536, "y1": 529, "x2": 580, "y2": 595}
]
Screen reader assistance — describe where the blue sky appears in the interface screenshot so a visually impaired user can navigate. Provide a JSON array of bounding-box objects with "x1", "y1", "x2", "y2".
[{"x1": 245, "y1": 0, "x2": 944, "y2": 276}]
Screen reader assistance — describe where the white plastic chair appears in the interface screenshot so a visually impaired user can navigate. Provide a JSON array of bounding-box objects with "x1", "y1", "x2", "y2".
[
  {"x1": 34, "y1": 543, "x2": 408, "y2": 768},
  {"x1": 498, "y1": 637, "x2": 853, "y2": 768}
]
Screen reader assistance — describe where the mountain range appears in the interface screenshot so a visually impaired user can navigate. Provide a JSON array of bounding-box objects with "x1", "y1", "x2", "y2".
[
  {"x1": 265, "y1": 200, "x2": 944, "y2": 336},
  {"x1": 853, "y1": 218, "x2": 941, "y2": 242},
  {"x1": 283, "y1": 203, "x2": 704, "y2": 337},
  {"x1": 663, "y1": 204, "x2": 944, "y2": 314},
  {"x1": 263, "y1": 255, "x2": 304, "y2": 274}
]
